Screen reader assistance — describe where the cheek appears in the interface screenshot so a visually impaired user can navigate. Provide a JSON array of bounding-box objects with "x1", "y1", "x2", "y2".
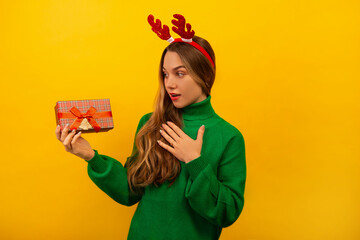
[
  {"x1": 182, "y1": 77, "x2": 196, "y2": 89},
  {"x1": 188, "y1": 80, "x2": 202, "y2": 93}
]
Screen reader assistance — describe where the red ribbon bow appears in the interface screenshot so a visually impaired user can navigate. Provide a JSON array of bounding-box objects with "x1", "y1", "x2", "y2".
[
  {"x1": 69, "y1": 106, "x2": 101, "y2": 132},
  {"x1": 58, "y1": 106, "x2": 112, "y2": 133}
]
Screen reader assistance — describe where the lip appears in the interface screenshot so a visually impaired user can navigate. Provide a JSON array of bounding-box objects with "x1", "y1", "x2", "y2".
[
  {"x1": 170, "y1": 95, "x2": 180, "y2": 101},
  {"x1": 169, "y1": 93, "x2": 181, "y2": 101}
]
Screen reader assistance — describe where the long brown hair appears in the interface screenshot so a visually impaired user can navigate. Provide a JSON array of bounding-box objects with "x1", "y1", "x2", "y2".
[{"x1": 125, "y1": 36, "x2": 216, "y2": 194}]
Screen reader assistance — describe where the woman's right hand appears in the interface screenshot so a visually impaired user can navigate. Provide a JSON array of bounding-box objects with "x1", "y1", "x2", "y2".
[{"x1": 55, "y1": 124, "x2": 95, "y2": 161}]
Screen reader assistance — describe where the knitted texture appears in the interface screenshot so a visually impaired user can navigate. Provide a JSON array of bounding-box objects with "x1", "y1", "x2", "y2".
[{"x1": 86, "y1": 95, "x2": 246, "y2": 240}]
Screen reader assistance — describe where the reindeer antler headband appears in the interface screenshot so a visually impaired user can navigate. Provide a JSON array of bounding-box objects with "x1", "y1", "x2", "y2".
[{"x1": 147, "y1": 14, "x2": 215, "y2": 67}]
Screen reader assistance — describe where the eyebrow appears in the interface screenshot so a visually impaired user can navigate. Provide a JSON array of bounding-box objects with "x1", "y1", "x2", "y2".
[{"x1": 162, "y1": 65, "x2": 186, "y2": 71}]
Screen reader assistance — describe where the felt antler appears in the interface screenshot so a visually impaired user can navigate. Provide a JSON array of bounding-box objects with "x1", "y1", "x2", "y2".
[
  {"x1": 171, "y1": 14, "x2": 195, "y2": 42},
  {"x1": 147, "y1": 13, "x2": 214, "y2": 67},
  {"x1": 147, "y1": 14, "x2": 174, "y2": 43}
]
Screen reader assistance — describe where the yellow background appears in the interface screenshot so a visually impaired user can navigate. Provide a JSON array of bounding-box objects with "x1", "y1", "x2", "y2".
[{"x1": 0, "y1": 0, "x2": 359, "y2": 239}]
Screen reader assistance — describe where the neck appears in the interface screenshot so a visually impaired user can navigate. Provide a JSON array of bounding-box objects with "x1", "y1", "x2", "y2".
[{"x1": 181, "y1": 95, "x2": 215, "y2": 121}]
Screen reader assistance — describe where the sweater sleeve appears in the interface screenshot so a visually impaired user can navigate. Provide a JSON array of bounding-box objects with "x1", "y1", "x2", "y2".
[
  {"x1": 184, "y1": 131, "x2": 246, "y2": 228},
  {"x1": 85, "y1": 113, "x2": 151, "y2": 206}
]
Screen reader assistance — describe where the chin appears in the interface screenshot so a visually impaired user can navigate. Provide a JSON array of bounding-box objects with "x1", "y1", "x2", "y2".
[
  {"x1": 172, "y1": 100, "x2": 189, "y2": 109},
  {"x1": 171, "y1": 97, "x2": 193, "y2": 109},
  {"x1": 172, "y1": 102, "x2": 183, "y2": 109}
]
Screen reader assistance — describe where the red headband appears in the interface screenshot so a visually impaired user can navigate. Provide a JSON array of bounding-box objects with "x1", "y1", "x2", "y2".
[{"x1": 147, "y1": 14, "x2": 215, "y2": 68}]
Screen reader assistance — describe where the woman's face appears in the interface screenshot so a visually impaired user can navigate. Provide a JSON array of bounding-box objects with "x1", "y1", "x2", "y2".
[{"x1": 162, "y1": 51, "x2": 207, "y2": 109}]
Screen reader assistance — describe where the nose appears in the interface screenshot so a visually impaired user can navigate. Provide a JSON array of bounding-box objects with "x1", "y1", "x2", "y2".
[{"x1": 165, "y1": 74, "x2": 177, "y2": 89}]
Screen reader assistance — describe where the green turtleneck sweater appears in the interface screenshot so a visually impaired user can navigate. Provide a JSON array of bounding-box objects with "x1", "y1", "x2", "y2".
[{"x1": 86, "y1": 96, "x2": 246, "y2": 240}]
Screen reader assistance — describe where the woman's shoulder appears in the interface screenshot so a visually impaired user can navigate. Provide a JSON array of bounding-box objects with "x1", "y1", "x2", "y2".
[
  {"x1": 215, "y1": 115, "x2": 245, "y2": 142},
  {"x1": 140, "y1": 112, "x2": 153, "y2": 121},
  {"x1": 134, "y1": 112, "x2": 153, "y2": 134},
  {"x1": 137, "y1": 112, "x2": 153, "y2": 127}
]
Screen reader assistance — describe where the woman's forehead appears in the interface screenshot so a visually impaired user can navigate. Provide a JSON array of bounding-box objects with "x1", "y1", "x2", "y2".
[{"x1": 163, "y1": 51, "x2": 185, "y2": 70}]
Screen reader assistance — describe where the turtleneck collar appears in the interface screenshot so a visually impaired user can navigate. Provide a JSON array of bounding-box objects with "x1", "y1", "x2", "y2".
[{"x1": 181, "y1": 95, "x2": 216, "y2": 121}]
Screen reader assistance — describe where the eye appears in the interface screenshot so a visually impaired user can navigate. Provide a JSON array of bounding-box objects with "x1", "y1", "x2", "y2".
[
  {"x1": 163, "y1": 72, "x2": 169, "y2": 78},
  {"x1": 177, "y1": 72, "x2": 184, "y2": 77}
]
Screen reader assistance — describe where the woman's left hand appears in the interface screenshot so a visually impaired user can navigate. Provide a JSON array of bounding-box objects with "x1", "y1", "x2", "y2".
[{"x1": 157, "y1": 121, "x2": 205, "y2": 163}]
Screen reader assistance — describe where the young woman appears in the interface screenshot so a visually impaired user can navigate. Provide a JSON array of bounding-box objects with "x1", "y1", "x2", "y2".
[{"x1": 55, "y1": 14, "x2": 246, "y2": 240}]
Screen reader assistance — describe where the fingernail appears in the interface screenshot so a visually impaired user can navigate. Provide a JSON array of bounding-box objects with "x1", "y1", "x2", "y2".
[
  {"x1": 66, "y1": 123, "x2": 69, "y2": 127},
  {"x1": 72, "y1": 129, "x2": 75, "y2": 132},
  {"x1": 57, "y1": 125, "x2": 60, "y2": 128},
  {"x1": 160, "y1": 129, "x2": 162, "y2": 133}
]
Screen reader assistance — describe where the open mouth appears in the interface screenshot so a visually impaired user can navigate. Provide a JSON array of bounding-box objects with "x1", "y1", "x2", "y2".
[{"x1": 170, "y1": 93, "x2": 181, "y2": 100}]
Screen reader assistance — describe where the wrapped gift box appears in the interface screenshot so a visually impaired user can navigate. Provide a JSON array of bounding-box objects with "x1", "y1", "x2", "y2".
[{"x1": 55, "y1": 98, "x2": 114, "y2": 133}]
